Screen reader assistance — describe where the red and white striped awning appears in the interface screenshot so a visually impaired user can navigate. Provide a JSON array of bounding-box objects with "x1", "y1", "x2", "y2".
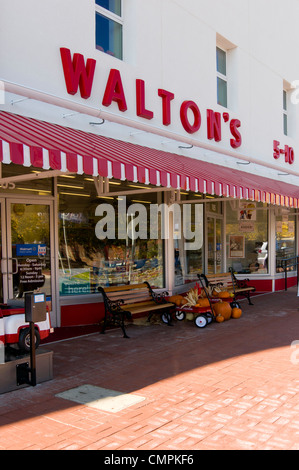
[{"x1": 0, "y1": 111, "x2": 298, "y2": 207}]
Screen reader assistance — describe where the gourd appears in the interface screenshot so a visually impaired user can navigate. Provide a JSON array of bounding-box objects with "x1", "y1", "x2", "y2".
[
  {"x1": 213, "y1": 300, "x2": 232, "y2": 321},
  {"x1": 232, "y1": 307, "x2": 242, "y2": 319},
  {"x1": 216, "y1": 314, "x2": 225, "y2": 323}
]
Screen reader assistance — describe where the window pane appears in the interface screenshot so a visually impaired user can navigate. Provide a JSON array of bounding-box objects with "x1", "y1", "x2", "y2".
[
  {"x1": 283, "y1": 90, "x2": 287, "y2": 111},
  {"x1": 96, "y1": 12, "x2": 122, "y2": 59},
  {"x1": 217, "y1": 76, "x2": 227, "y2": 107},
  {"x1": 276, "y1": 212, "x2": 296, "y2": 272},
  {"x1": 216, "y1": 47, "x2": 226, "y2": 75},
  {"x1": 284, "y1": 113, "x2": 288, "y2": 136},
  {"x1": 96, "y1": 0, "x2": 121, "y2": 16}
]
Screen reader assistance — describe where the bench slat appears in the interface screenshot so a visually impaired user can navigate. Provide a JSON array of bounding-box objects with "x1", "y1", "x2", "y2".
[
  {"x1": 103, "y1": 283, "x2": 149, "y2": 293},
  {"x1": 107, "y1": 291, "x2": 152, "y2": 303},
  {"x1": 123, "y1": 302, "x2": 175, "y2": 315}
]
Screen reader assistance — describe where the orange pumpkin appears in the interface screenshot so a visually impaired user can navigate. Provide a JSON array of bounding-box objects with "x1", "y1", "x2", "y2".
[
  {"x1": 213, "y1": 300, "x2": 232, "y2": 321},
  {"x1": 232, "y1": 307, "x2": 242, "y2": 319},
  {"x1": 169, "y1": 295, "x2": 184, "y2": 306},
  {"x1": 218, "y1": 291, "x2": 231, "y2": 299},
  {"x1": 216, "y1": 314, "x2": 225, "y2": 323},
  {"x1": 195, "y1": 298, "x2": 210, "y2": 308}
]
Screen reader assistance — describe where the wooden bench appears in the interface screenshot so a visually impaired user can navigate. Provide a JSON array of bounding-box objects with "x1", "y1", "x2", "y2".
[
  {"x1": 98, "y1": 282, "x2": 176, "y2": 338},
  {"x1": 198, "y1": 269, "x2": 256, "y2": 306}
]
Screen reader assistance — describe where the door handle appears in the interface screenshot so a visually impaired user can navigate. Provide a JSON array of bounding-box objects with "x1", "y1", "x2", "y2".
[{"x1": 7, "y1": 258, "x2": 19, "y2": 275}]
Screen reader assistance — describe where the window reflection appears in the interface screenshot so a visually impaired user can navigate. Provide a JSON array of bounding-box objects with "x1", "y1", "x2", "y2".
[
  {"x1": 96, "y1": 12, "x2": 123, "y2": 59},
  {"x1": 58, "y1": 177, "x2": 164, "y2": 295}
]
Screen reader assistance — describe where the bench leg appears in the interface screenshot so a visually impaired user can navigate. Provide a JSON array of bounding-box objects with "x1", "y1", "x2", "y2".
[
  {"x1": 120, "y1": 310, "x2": 131, "y2": 338},
  {"x1": 100, "y1": 311, "x2": 130, "y2": 338},
  {"x1": 121, "y1": 326, "x2": 129, "y2": 338},
  {"x1": 100, "y1": 314, "x2": 108, "y2": 334},
  {"x1": 147, "y1": 312, "x2": 153, "y2": 323},
  {"x1": 246, "y1": 292, "x2": 254, "y2": 305},
  {"x1": 235, "y1": 292, "x2": 254, "y2": 306}
]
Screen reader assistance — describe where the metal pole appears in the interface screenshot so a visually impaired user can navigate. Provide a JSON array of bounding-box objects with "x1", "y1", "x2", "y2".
[{"x1": 29, "y1": 321, "x2": 36, "y2": 387}]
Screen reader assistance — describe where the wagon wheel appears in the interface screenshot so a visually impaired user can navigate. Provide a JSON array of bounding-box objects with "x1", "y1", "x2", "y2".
[
  {"x1": 175, "y1": 310, "x2": 186, "y2": 321},
  {"x1": 206, "y1": 311, "x2": 214, "y2": 324},
  {"x1": 231, "y1": 301, "x2": 241, "y2": 309},
  {"x1": 194, "y1": 314, "x2": 208, "y2": 328},
  {"x1": 161, "y1": 312, "x2": 171, "y2": 324}
]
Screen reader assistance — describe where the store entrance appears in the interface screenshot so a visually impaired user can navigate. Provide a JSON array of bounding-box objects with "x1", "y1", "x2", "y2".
[
  {"x1": 207, "y1": 215, "x2": 223, "y2": 274},
  {"x1": 0, "y1": 198, "x2": 53, "y2": 304}
]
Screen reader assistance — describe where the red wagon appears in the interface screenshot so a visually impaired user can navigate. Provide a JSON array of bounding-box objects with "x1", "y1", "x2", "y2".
[{"x1": 174, "y1": 276, "x2": 235, "y2": 328}]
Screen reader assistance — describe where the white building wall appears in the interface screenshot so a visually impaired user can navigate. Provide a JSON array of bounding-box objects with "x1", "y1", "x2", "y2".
[{"x1": 0, "y1": 0, "x2": 299, "y2": 178}]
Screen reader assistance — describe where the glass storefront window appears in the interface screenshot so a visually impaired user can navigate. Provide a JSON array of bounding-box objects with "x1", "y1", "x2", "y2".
[
  {"x1": 226, "y1": 201, "x2": 269, "y2": 274},
  {"x1": 276, "y1": 210, "x2": 296, "y2": 273},
  {"x1": 58, "y1": 177, "x2": 164, "y2": 296},
  {"x1": 174, "y1": 194, "x2": 204, "y2": 286}
]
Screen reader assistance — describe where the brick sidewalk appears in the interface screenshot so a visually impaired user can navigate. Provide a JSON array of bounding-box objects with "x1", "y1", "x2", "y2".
[{"x1": 0, "y1": 288, "x2": 299, "y2": 450}]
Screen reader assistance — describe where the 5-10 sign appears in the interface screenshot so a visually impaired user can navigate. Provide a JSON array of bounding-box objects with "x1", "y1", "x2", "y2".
[{"x1": 273, "y1": 140, "x2": 295, "y2": 164}]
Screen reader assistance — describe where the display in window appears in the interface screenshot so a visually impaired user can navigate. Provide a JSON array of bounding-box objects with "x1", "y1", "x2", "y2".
[
  {"x1": 238, "y1": 202, "x2": 256, "y2": 221},
  {"x1": 226, "y1": 201, "x2": 269, "y2": 274},
  {"x1": 229, "y1": 235, "x2": 245, "y2": 258}
]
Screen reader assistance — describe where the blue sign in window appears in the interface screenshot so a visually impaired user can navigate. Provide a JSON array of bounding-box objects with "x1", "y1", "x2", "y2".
[{"x1": 16, "y1": 244, "x2": 47, "y2": 257}]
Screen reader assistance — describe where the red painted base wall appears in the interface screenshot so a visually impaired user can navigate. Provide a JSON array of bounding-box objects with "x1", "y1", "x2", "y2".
[
  {"x1": 60, "y1": 275, "x2": 298, "y2": 327},
  {"x1": 275, "y1": 276, "x2": 297, "y2": 291},
  {"x1": 61, "y1": 302, "x2": 105, "y2": 327}
]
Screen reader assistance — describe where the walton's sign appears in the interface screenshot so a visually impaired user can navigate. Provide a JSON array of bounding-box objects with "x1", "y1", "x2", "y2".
[{"x1": 60, "y1": 47, "x2": 242, "y2": 150}]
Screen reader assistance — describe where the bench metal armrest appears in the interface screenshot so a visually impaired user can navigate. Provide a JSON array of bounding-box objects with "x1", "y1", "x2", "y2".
[
  {"x1": 98, "y1": 286, "x2": 125, "y2": 312},
  {"x1": 151, "y1": 290, "x2": 169, "y2": 304},
  {"x1": 143, "y1": 281, "x2": 169, "y2": 304},
  {"x1": 235, "y1": 278, "x2": 250, "y2": 288},
  {"x1": 229, "y1": 269, "x2": 253, "y2": 289},
  {"x1": 108, "y1": 298, "x2": 125, "y2": 311}
]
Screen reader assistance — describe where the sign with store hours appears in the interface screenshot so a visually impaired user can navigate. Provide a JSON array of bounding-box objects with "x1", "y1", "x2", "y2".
[{"x1": 18, "y1": 258, "x2": 45, "y2": 287}]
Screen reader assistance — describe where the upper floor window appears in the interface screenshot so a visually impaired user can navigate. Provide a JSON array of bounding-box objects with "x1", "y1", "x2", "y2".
[
  {"x1": 95, "y1": 0, "x2": 123, "y2": 60},
  {"x1": 283, "y1": 89, "x2": 288, "y2": 136},
  {"x1": 216, "y1": 46, "x2": 227, "y2": 108}
]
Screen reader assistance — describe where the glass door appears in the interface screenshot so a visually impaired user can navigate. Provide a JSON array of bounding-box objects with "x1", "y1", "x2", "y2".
[
  {"x1": 0, "y1": 199, "x2": 53, "y2": 303},
  {"x1": 207, "y1": 216, "x2": 223, "y2": 274}
]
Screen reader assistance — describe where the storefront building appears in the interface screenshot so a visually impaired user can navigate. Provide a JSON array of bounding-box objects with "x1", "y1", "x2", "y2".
[{"x1": 0, "y1": 0, "x2": 298, "y2": 328}]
